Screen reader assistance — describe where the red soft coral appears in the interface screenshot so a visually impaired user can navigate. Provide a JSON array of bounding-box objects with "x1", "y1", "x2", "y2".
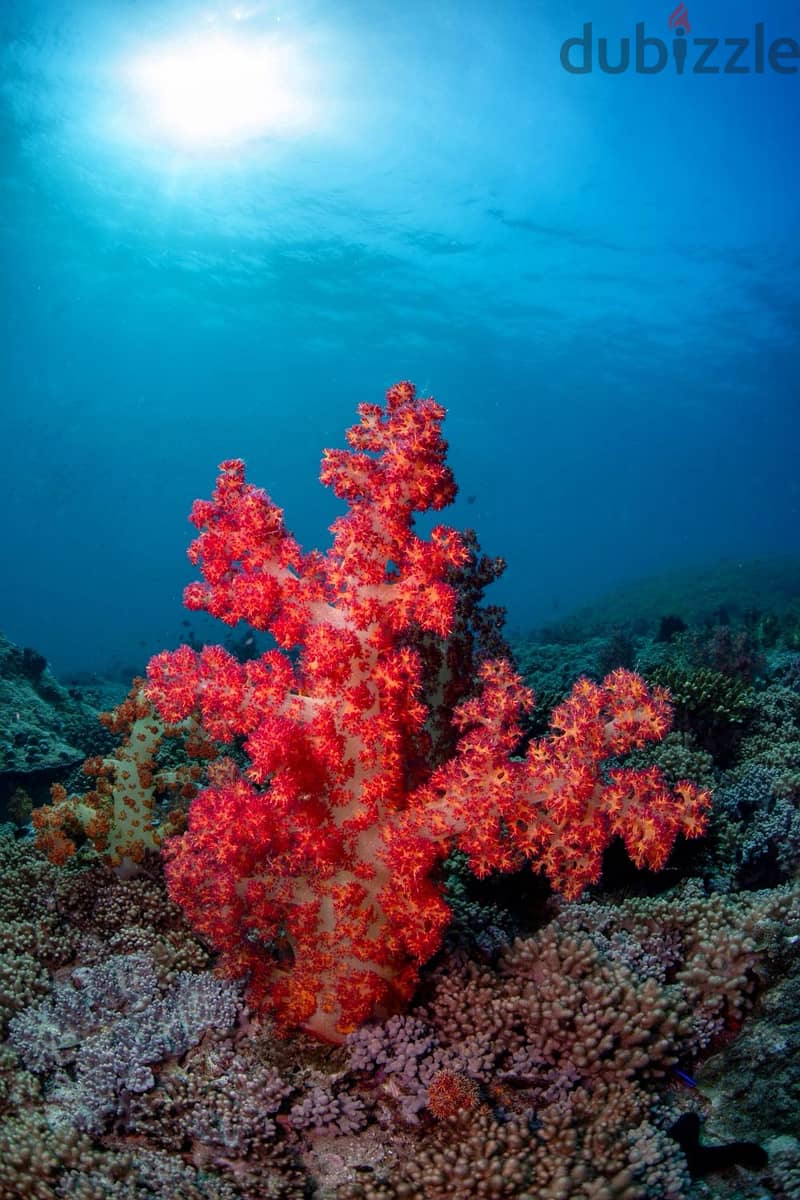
[{"x1": 147, "y1": 383, "x2": 710, "y2": 1043}]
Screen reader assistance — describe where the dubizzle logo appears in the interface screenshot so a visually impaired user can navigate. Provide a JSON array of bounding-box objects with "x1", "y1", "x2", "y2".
[
  {"x1": 560, "y1": 7, "x2": 800, "y2": 74},
  {"x1": 669, "y1": 4, "x2": 691, "y2": 34}
]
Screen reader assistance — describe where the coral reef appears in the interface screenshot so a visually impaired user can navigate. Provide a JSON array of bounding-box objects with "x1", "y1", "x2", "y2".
[
  {"x1": 336, "y1": 883, "x2": 800, "y2": 1199},
  {"x1": 4, "y1": 385, "x2": 800, "y2": 1198},
  {"x1": 0, "y1": 632, "x2": 109, "y2": 811},
  {"x1": 3, "y1": 819, "x2": 799, "y2": 1200}
]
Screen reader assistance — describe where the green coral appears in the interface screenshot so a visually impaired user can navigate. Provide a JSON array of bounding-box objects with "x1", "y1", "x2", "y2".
[
  {"x1": 645, "y1": 662, "x2": 751, "y2": 762},
  {"x1": 734, "y1": 685, "x2": 800, "y2": 780},
  {"x1": 626, "y1": 731, "x2": 717, "y2": 791}
]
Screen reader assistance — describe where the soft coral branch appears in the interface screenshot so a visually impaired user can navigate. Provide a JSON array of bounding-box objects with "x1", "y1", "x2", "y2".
[
  {"x1": 146, "y1": 382, "x2": 710, "y2": 1043},
  {"x1": 31, "y1": 682, "x2": 215, "y2": 875},
  {"x1": 397, "y1": 662, "x2": 709, "y2": 898}
]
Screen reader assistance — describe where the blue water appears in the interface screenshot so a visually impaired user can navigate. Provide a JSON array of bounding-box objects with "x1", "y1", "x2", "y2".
[{"x1": 2, "y1": 0, "x2": 798, "y2": 676}]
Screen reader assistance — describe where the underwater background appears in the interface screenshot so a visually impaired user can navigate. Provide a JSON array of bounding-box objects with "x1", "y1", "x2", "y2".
[
  {"x1": 1, "y1": 0, "x2": 798, "y2": 676},
  {"x1": 2, "y1": 2, "x2": 800, "y2": 1200}
]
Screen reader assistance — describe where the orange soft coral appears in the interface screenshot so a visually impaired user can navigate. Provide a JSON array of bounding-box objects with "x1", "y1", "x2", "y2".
[{"x1": 32, "y1": 682, "x2": 215, "y2": 876}]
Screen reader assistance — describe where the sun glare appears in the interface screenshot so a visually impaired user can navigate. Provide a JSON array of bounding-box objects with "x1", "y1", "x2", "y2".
[{"x1": 126, "y1": 32, "x2": 316, "y2": 148}]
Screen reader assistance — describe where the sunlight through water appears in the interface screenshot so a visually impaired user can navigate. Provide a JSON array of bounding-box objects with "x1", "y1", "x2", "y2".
[{"x1": 125, "y1": 30, "x2": 317, "y2": 148}]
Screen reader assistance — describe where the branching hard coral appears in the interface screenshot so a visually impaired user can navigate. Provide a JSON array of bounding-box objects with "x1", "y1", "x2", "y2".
[
  {"x1": 335, "y1": 1096, "x2": 691, "y2": 1200},
  {"x1": 0, "y1": 1109, "x2": 243, "y2": 1200},
  {"x1": 735, "y1": 683, "x2": 800, "y2": 779},
  {"x1": 713, "y1": 764, "x2": 800, "y2": 889},
  {"x1": 0, "y1": 1043, "x2": 39, "y2": 1116},
  {"x1": 643, "y1": 662, "x2": 751, "y2": 762},
  {"x1": 0, "y1": 828, "x2": 79, "y2": 1032},
  {"x1": 130, "y1": 1040, "x2": 292, "y2": 1155},
  {"x1": 0, "y1": 826, "x2": 313, "y2": 1199},
  {"x1": 1, "y1": 825, "x2": 795, "y2": 1199},
  {"x1": 288, "y1": 1081, "x2": 369, "y2": 1137},
  {"x1": 0, "y1": 949, "x2": 49, "y2": 1033},
  {"x1": 8, "y1": 951, "x2": 241, "y2": 1133},
  {"x1": 0, "y1": 1108, "x2": 109, "y2": 1200},
  {"x1": 625, "y1": 731, "x2": 716, "y2": 792},
  {"x1": 145, "y1": 383, "x2": 710, "y2": 1042},
  {"x1": 338, "y1": 883, "x2": 799, "y2": 1200}
]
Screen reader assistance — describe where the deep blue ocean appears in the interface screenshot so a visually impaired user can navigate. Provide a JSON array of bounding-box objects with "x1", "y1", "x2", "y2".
[{"x1": 2, "y1": 0, "x2": 798, "y2": 677}]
